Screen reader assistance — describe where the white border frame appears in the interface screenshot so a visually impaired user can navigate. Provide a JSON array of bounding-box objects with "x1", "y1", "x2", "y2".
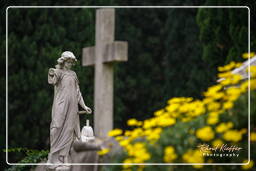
[{"x1": 6, "y1": 5, "x2": 251, "y2": 166}]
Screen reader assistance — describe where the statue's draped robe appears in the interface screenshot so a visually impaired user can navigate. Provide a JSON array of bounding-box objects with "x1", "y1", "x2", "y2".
[{"x1": 47, "y1": 69, "x2": 82, "y2": 168}]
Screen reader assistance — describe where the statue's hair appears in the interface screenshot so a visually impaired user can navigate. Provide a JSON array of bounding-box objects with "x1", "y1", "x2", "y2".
[{"x1": 55, "y1": 51, "x2": 77, "y2": 69}]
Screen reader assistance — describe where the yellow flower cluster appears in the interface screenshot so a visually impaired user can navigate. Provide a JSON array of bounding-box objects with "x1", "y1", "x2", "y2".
[
  {"x1": 242, "y1": 52, "x2": 255, "y2": 59},
  {"x1": 212, "y1": 139, "x2": 224, "y2": 147},
  {"x1": 242, "y1": 159, "x2": 254, "y2": 170},
  {"x1": 103, "y1": 54, "x2": 256, "y2": 169},
  {"x1": 223, "y1": 129, "x2": 247, "y2": 142},
  {"x1": 218, "y1": 61, "x2": 242, "y2": 72},
  {"x1": 251, "y1": 132, "x2": 256, "y2": 142},
  {"x1": 207, "y1": 112, "x2": 220, "y2": 125},
  {"x1": 127, "y1": 118, "x2": 142, "y2": 126},
  {"x1": 182, "y1": 149, "x2": 204, "y2": 168},
  {"x1": 122, "y1": 142, "x2": 151, "y2": 169},
  {"x1": 163, "y1": 146, "x2": 177, "y2": 163},
  {"x1": 108, "y1": 129, "x2": 123, "y2": 137},
  {"x1": 216, "y1": 122, "x2": 233, "y2": 133},
  {"x1": 196, "y1": 126, "x2": 215, "y2": 141},
  {"x1": 97, "y1": 148, "x2": 110, "y2": 156},
  {"x1": 249, "y1": 65, "x2": 256, "y2": 78}
]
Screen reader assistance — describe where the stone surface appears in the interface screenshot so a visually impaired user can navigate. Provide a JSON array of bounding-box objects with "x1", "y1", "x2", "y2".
[
  {"x1": 34, "y1": 138, "x2": 122, "y2": 171},
  {"x1": 218, "y1": 56, "x2": 256, "y2": 82},
  {"x1": 82, "y1": 41, "x2": 128, "y2": 66},
  {"x1": 82, "y1": 46, "x2": 95, "y2": 66},
  {"x1": 231, "y1": 56, "x2": 256, "y2": 78},
  {"x1": 82, "y1": 9, "x2": 128, "y2": 138},
  {"x1": 34, "y1": 140, "x2": 101, "y2": 171}
]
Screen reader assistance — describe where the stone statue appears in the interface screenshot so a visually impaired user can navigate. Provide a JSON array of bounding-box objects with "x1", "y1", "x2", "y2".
[{"x1": 47, "y1": 51, "x2": 92, "y2": 170}]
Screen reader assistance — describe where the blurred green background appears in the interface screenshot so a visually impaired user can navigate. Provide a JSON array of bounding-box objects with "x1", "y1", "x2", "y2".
[{"x1": 1, "y1": 0, "x2": 255, "y2": 170}]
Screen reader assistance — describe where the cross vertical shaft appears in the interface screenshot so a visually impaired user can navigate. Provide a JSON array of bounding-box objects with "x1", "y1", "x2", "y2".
[
  {"x1": 82, "y1": 8, "x2": 128, "y2": 138},
  {"x1": 94, "y1": 9, "x2": 115, "y2": 138}
]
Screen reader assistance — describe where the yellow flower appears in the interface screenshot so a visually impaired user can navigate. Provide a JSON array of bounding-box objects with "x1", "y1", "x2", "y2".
[
  {"x1": 240, "y1": 81, "x2": 249, "y2": 92},
  {"x1": 97, "y1": 148, "x2": 109, "y2": 155},
  {"x1": 230, "y1": 74, "x2": 243, "y2": 84},
  {"x1": 193, "y1": 165, "x2": 203, "y2": 169},
  {"x1": 207, "y1": 102, "x2": 221, "y2": 111},
  {"x1": 207, "y1": 113, "x2": 219, "y2": 125},
  {"x1": 167, "y1": 97, "x2": 193, "y2": 104},
  {"x1": 123, "y1": 158, "x2": 133, "y2": 169},
  {"x1": 181, "y1": 116, "x2": 193, "y2": 122},
  {"x1": 223, "y1": 101, "x2": 234, "y2": 110},
  {"x1": 213, "y1": 92, "x2": 225, "y2": 100},
  {"x1": 108, "y1": 129, "x2": 123, "y2": 137},
  {"x1": 143, "y1": 118, "x2": 157, "y2": 129},
  {"x1": 154, "y1": 109, "x2": 165, "y2": 116},
  {"x1": 204, "y1": 85, "x2": 222, "y2": 97},
  {"x1": 223, "y1": 129, "x2": 243, "y2": 142},
  {"x1": 250, "y1": 79, "x2": 256, "y2": 90},
  {"x1": 235, "y1": 62, "x2": 243, "y2": 68},
  {"x1": 120, "y1": 139, "x2": 130, "y2": 147},
  {"x1": 218, "y1": 61, "x2": 237, "y2": 72},
  {"x1": 212, "y1": 139, "x2": 224, "y2": 147},
  {"x1": 241, "y1": 159, "x2": 254, "y2": 170},
  {"x1": 191, "y1": 100, "x2": 206, "y2": 116},
  {"x1": 248, "y1": 66, "x2": 256, "y2": 78},
  {"x1": 157, "y1": 116, "x2": 176, "y2": 127},
  {"x1": 130, "y1": 128, "x2": 143, "y2": 139},
  {"x1": 251, "y1": 132, "x2": 256, "y2": 141},
  {"x1": 196, "y1": 126, "x2": 215, "y2": 141},
  {"x1": 216, "y1": 122, "x2": 234, "y2": 133},
  {"x1": 240, "y1": 128, "x2": 247, "y2": 134},
  {"x1": 166, "y1": 103, "x2": 180, "y2": 113},
  {"x1": 218, "y1": 71, "x2": 232, "y2": 78},
  {"x1": 127, "y1": 118, "x2": 142, "y2": 126},
  {"x1": 226, "y1": 87, "x2": 241, "y2": 101},
  {"x1": 126, "y1": 142, "x2": 151, "y2": 163},
  {"x1": 183, "y1": 149, "x2": 204, "y2": 168},
  {"x1": 203, "y1": 97, "x2": 214, "y2": 105},
  {"x1": 125, "y1": 130, "x2": 132, "y2": 136},
  {"x1": 146, "y1": 128, "x2": 162, "y2": 142},
  {"x1": 220, "y1": 78, "x2": 232, "y2": 86},
  {"x1": 163, "y1": 146, "x2": 177, "y2": 162},
  {"x1": 242, "y1": 52, "x2": 255, "y2": 59},
  {"x1": 115, "y1": 136, "x2": 124, "y2": 142}
]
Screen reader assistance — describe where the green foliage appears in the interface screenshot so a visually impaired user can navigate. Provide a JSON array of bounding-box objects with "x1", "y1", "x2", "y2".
[
  {"x1": 114, "y1": 1, "x2": 212, "y2": 130},
  {"x1": 163, "y1": 0, "x2": 214, "y2": 98},
  {"x1": 2, "y1": 0, "x2": 255, "y2": 170},
  {"x1": 5, "y1": 148, "x2": 49, "y2": 171},
  {"x1": 114, "y1": 7, "x2": 170, "y2": 128},
  {"x1": 5, "y1": 6, "x2": 95, "y2": 163},
  {"x1": 197, "y1": 0, "x2": 256, "y2": 70}
]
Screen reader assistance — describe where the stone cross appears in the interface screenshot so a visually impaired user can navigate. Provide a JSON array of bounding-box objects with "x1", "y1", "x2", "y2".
[{"x1": 82, "y1": 9, "x2": 128, "y2": 138}]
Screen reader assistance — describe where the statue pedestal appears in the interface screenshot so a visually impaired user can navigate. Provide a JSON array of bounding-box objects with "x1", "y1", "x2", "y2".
[
  {"x1": 34, "y1": 138, "x2": 103, "y2": 171},
  {"x1": 55, "y1": 166, "x2": 71, "y2": 171},
  {"x1": 34, "y1": 137, "x2": 122, "y2": 171}
]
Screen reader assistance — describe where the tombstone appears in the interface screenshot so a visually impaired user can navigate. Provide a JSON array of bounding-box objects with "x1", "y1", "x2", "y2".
[
  {"x1": 218, "y1": 56, "x2": 256, "y2": 82},
  {"x1": 82, "y1": 8, "x2": 128, "y2": 138},
  {"x1": 230, "y1": 56, "x2": 256, "y2": 78}
]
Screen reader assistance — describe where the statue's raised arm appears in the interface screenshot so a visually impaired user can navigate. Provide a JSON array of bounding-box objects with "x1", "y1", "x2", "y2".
[{"x1": 48, "y1": 68, "x2": 60, "y2": 85}]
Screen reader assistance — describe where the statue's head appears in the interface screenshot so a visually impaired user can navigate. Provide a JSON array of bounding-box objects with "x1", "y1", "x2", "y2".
[{"x1": 56, "y1": 51, "x2": 77, "y2": 69}]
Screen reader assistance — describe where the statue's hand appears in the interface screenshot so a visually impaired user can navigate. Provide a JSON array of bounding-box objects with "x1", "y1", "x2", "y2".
[
  {"x1": 49, "y1": 68, "x2": 56, "y2": 76},
  {"x1": 84, "y1": 106, "x2": 92, "y2": 114}
]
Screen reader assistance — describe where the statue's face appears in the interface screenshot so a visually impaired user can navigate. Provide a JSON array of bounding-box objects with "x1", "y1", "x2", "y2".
[{"x1": 64, "y1": 59, "x2": 74, "y2": 70}]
